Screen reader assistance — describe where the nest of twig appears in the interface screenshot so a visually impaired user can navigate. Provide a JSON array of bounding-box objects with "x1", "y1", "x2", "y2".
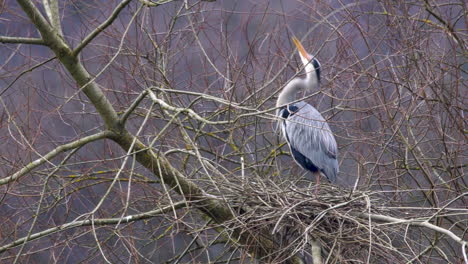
[{"x1": 223, "y1": 180, "x2": 405, "y2": 263}]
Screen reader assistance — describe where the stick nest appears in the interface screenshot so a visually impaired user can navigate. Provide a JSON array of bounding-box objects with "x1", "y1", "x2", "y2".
[{"x1": 223, "y1": 181, "x2": 405, "y2": 263}]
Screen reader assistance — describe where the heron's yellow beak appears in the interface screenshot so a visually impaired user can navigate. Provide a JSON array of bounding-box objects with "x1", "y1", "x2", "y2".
[{"x1": 292, "y1": 37, "x2": 311, "y2": 60}]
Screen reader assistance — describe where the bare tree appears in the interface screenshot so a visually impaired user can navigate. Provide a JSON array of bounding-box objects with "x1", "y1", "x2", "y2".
[{"x1": 0, "y1": 0, "x2": 466, "y2": 263}]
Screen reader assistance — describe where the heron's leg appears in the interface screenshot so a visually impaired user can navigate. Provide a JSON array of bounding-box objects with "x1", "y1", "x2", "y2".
[
  {"x1": 314, "y1": 171, "x2": 321, "y2": 185},
  {"x1": 313, "y1": 171, "x2": 321, "y2": 195}
]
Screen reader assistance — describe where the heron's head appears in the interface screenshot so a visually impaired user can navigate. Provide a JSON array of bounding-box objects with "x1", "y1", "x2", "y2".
[
  {"x1": 292, "y1": 37, "x2": 321, "y2": 84},
  {"x1": 292, "y1": 37, "x2": 312, "y2": 65}
]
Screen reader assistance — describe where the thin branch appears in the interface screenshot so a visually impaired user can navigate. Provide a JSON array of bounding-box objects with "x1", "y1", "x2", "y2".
[
  {"x1": 0, "y1": 56, "x2": 56, "y2": 96},
  {"x1": 0, "y1": 131, "x2": 112, "y2": 185},
  {"x1": 72, "y1": 0, "x2": 133, "y2": 56},
  {"x1": 148, "y1": 90, "x2": 230, "y2": 125},
  {"x1": 173, "y1": 220, "x2": 212, "y2": 264},
  {"x1": 185, "y1": 2, "x2": 233, "y2": 84},
  {"x1": 362, "y1": 213, "x2": 467, "y2": 245},
  {"x1": 0, "y1": 201, "x2": 187, "y2": 254},
  {"x1": 426, "y1": 192, "x2": 468, "y2": 222},
  {"x1": 423, "y1": 0, "x2": 465, "y2": 51},
  {"x1": 463, "y1": 242, "x2": 468, "y2": 264},
  {"x1": 139, "y1": 0, "x2": 173, "y2": 7},
  {"x1": 0, "y1": 36, "x2": 45, "y2": 45},
  {"x1": 13, "y1": 147, "x2": 79, "y2": 263},
  {"x1": 119, "y1": 90, "x2": 148, "y2": 125},
  {"x1": 87, "y1": 102, "x2": 154, "y2": 217}
]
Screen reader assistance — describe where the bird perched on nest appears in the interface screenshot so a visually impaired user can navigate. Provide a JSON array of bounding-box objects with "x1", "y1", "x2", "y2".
[{"x1": 276, "y1": 37, "x2": 338, "y2": 184}]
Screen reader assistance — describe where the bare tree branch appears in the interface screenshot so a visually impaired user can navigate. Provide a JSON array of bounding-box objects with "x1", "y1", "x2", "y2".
[
  {"x1": 42, "y1": 0, "x2": 62, "y2": 36},
  {"x1": 0, "y1": 56, "x2": 55, "y2": 96},
  {"x1": 0, "y1": 36, "x2": 45, "y2": 45},
  {"x1": 72, "y1": 0, "x2": 133, "y2": 56},
  {"x1": 0, "y1": 202, "x2": 187, "y2": 254},
  {"x1": 362, "y1": 212, "x2": 467, "y2": 245},
  {"x1": 148, "y1": 90, "x2": 230, "y2": 125},
  {"x1": 0, "y1": 131, "x2": 112, "y2": 185},
  {"x1": 119, "y1": 90, "x2": 149, "y2": 125}
]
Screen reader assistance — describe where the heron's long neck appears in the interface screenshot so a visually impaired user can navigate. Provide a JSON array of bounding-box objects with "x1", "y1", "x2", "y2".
[
  {"x1": 276, "y1": 66, "x2": 319, "y2": 107},
  {"x1": 276, "y1": 78, "x2": 304, "y2": 107}
]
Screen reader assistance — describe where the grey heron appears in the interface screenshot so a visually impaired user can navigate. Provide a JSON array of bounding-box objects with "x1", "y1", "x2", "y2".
[{"x1": 277, "y1": 37, "x2": 338, "y2": 183}]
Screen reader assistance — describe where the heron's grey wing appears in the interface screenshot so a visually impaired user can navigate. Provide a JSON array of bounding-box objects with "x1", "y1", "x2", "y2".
[{"x1": 283, "y1": 103, "x2": 338, "y2": 182}]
